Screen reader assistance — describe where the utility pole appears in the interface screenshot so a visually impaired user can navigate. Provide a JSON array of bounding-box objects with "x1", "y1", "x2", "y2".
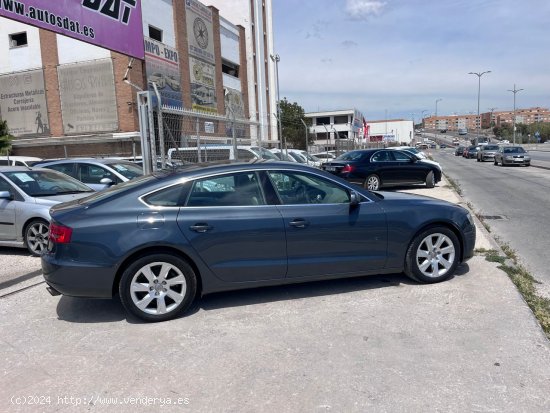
[
  {"x1": 468, "y1": 70, "x2": 491, "y2": 137},
  {"x1": 270, "y1": 54, "x2": 283, "y2": 151},
  {"x1": 300, "y1": 119, "x2": 309, "y2": 155},
  {"x1": 507, "y1": 85, "x2": 524, "y2": 144}
]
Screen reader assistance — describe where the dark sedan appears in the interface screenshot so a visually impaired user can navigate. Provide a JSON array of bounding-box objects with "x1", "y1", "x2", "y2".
[
  {"x1": 42, "y1": 161, "x2": 475, "y2": 322},
  {"x1": 455, "y1": 146, "x2": 466, "y2": 156},
  {"x1": 494, "y1": 146, "x2": 531, "y2": 166},
  {"x1": 476, "y1": 144, "x2": 500, "y2": 162},
  {"x1": 321, "y1": 149, "x2": 441, "y2": 191},
  {"x1": 463, "y1": 145, "x2": 479, "y2": 159}
]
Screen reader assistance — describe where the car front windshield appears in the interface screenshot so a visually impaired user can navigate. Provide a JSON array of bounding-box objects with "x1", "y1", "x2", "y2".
[
  {"x1": 107, "y1": 162, "x2": 144, "y2": 179},
  {"x1": 4, "y1": 170, "x2": 94, "y2": 197}
]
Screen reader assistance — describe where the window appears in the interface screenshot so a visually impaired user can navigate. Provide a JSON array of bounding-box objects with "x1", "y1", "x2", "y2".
[
  {"x1": 268, "y1": 171, "x2": 350, "y2": 205},
  {"x1": 78, "y1": 164, "x2": 118, "y2": 185},
  {"x1": 144, "y1": 184, "x2": 189, "y2": 207},
  {"x1": 371, "y1": 151, "x2": 391, "y2": 162},
  {"x1": 392, "y1": 151, "x2": 413, "y2": 161},
  {"x1": 334, "y1": 115, "x2": 348, "y2": 124},
  {"x1": 186, "y1": 172, "x2": 264, "y2": 207},
  {"x1": 148, "y1": 25, "x2": 162, "y2": 42},
  {"x1": 9, "y1": 32, "x2": 27, "y2": 48},
  {"x1": 46, "y1": 163, "x2": 76, "y2": 178},
  {"x1": 315, "y1": 117, "x2": 330, "y2": 125},
  {"x1": 222, "y1": 59, "x2": 240, "y2": 78}
]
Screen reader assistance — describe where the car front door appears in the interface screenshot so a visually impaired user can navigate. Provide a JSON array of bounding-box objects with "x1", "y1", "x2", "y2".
[
  {"x1": 389, "y1": 150, "x2": 427, "y2": 184},
  {"x1": 177, "y1": 171, "x2": 287, "y2": 283},
  {"x1": 77, "y1": 163, "x2": 120, "y2": 191},
  {"x1": 267, "y1": 170, "x2": 387, "y2": 278}
]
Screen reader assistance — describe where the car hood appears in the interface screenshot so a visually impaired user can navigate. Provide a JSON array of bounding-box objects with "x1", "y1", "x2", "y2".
[
  {"x1": 33, "y1": 192, "x2": 93, "y2": 206},
  {"x1": 373, "y1": 190, "x2": 463, "y2": 211},
  {"x1": 418, "y1": 159, "x2": 441, "y2": 168}
]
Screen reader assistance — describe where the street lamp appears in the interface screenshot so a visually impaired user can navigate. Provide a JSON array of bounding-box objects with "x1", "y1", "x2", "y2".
[
  {"x1": 468, "y1": 70, "x2": 491, "y2": 137},
  {"x1": 435, "y1": 99, "x2": 442, "y2": 131},
  {"x1": 270, "y1": 53, "x2": 283, "y2": 151},
  {"x1": 507, "y1": 84, "x2": 524, "y2": 144}
]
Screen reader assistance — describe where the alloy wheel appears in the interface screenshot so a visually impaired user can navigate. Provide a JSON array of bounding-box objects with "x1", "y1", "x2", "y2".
[
  {"x1": 26, "y1": 221, "x2": 49, "y2": 256},
  {"x1": 129, "y1": 262, "x2": 187, "y2": 315},
  {"x1": 415, "y1": 233, "x2": 456, "y2": 278}
]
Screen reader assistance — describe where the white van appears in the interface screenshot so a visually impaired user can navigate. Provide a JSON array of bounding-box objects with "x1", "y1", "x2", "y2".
[
  {"x1": 0, "y1": 156, "x2": 42, "y2": 167},
  {"x1": 167, "y1": 145, "x2": 266, "y2": 164}
]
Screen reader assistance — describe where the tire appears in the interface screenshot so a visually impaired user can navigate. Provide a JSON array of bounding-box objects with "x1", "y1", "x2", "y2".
[
  {"x1": 364, "y1": 174, "x2": 380, "y2": 191},
  {"x1": 119, "y1": 254, "x2": 197, "y2": 322},
  {"x1": 494, "y1": 159, "x2": 498, "y2": 166},
  {"x1": 404, "y1": 226, "x2": 460, "y2": 283},
  {"x1": 24, "y1": 219, "x2": 50, "y2": 256},
  {"x1": 476, "y1": 157, "x2": 481, "y2": 162},
  {"x1": 425, "y1": 171, "x2": 435, "y2": 188}
]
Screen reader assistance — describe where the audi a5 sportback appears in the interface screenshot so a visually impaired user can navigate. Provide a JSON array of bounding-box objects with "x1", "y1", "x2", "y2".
[
  {"x1": 42, "y1": 161, "x2": 475, "y2": 322},
  {"x1": 322, "y1": 149, "x2": 442, "y2": 191}
]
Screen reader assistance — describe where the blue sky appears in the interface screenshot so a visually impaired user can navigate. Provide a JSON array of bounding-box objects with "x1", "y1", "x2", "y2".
[{"x1": 272, "y1": 0, "x2": 550, "y2": 122}]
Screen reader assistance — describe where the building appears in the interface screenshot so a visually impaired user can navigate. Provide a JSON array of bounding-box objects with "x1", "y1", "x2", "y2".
[
  {"x1": 305, "y1": 109, "x2": 366, "y2": 152},
  {"x1": 424, "y1": 115, "x2": 479, "y2": 132},
  {"x1": 366, "y1": 119, "x2": 414, "y2": 144},
  {"x1": 0, "y1": 0, "x2": 276, "y2": 158},
  {"x1": 488, "y1": 107, "x2": 550, "y2": 128}
]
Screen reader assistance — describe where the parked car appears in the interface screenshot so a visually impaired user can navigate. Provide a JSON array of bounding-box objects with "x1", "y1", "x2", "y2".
[
  {"x1": 493, "y1": 146, "x2": 531, "y2": 166},
  {"x1": 272, "y1": 149, "x2": 322, "y2": 167},
  {"x1": 0, "y1": 167, "x2": 94, "y2": 255},
  {"x1": 476, "y1": 144, "x2": 500, "y2": 162},
  {"x1": 463, "y1": 146, "x2": 479, "y2": 159},
  {"x1": 388, "y1": 146, "x2": 441, "y2": 168},
  {"x1": 312, "y1": 152, "x2": 336, "y2": 163},
  {"x1": 321, "y1": 148, "x2": 442, "y2": 190},
  {"x1": 0, "y1": 156, "x2": 42, "y2": 167},
  {"x1": 455, "y1": 146, "x2": 466, "y2": 156},
  {"x1": 33, "y1": 158, "x2": 144, "y2": 191},
  {"x1": 42, "y1": 161, "x2": 476, "y2": 322},
  {"x1": 458, "y1": 128, "x2": 468, "y2": 135}
]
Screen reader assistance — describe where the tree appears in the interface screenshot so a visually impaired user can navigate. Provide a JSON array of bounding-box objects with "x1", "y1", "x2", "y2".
[
  {"x1": 0, "y1": 120, "x2": 13, "y2": 155},
  {"x1": 278, "y1": 98, "x2": 312, "y2": 150}
]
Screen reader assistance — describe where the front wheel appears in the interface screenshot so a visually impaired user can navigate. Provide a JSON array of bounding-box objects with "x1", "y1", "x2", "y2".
[
  {"x1": 425, "y1": 171, "x2": 435, "y2": 188},
  {"x1": 494, "y1": 159, "x2": 498, "y2": 166},
  {"x1": 404, "y1": 226, "x2": 460, "y2": 283},
  {"x1": 364, "y1": 174, "x2": 381, "y2": 191},
  {"x1": 119, "y1": 254, "x2": 197, "y2": 322},
  {"x1": 24, "y1": 219, "x2": 50, "y2": 256}
]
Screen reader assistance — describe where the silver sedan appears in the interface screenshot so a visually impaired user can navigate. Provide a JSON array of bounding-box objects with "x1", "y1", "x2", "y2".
[{"x1": 0, "y1": 167, "x2": 94, "y2": 255}]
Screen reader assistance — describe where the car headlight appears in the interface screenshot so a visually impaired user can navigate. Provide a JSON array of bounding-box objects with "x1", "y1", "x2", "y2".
[{"x1": 524, "y1": 156, "x2": 531, "y2": 160}]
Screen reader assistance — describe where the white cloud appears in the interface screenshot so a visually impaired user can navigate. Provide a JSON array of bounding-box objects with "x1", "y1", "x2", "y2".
[{"x1": 345, "y1": 0, "x2": 387, "y2": 20}]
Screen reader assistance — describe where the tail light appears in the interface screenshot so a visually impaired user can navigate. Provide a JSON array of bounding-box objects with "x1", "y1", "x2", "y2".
[
  {"x1": 341, "y1": 164, "x2": 354, "y2": 173},
  {"x1": 49, "y1": 222, "x2": 72, "y2": 244}
]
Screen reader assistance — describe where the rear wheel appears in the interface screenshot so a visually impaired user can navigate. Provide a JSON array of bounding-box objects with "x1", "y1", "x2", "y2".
[
  {"x1": 364, "y1": 174, "x2": 380, "y2": 191},
  {"x1": 24, "y1": 219, "x2": 49, "y2": 256},
  {"x1": 404, "y1": 226, "x2": 460, "y2": 283},
  {"x1": 425, "y1": 171, "x2": 435, "y2": 188},
  {"x1": 119, "y1": 254, "x2": 197, "y2": 322}
]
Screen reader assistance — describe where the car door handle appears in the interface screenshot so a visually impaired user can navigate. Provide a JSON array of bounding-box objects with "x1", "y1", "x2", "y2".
[
  {"x1": 289, "y1": 219, "x2": 309, "y2": 229},
  {"x1": 189, "y1": 223, "x2": 213, "y2": 233}
]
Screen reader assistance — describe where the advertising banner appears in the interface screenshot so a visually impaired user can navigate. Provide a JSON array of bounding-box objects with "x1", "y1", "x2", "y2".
[
  {"x1": 0, "y1": 0, "x2": 144, "y2": 59},
  {"x1": 144, "y1": 37, "x2": 182, "y2": 108},
  {"x1": 57, "y1": 59, "x2": 118, "y2": 134},
  {"x1": 190, "y1": 56, "x2": 216, "y2": 113},
  {"x1": 224, "y1": 87, "x2": 244, "y2": 120},
  {"x1": 0, "y1": 69, "x2": 49, "y2": 137},
  {"x1": 185, "y1": 0, "x2": 214, "y2": 64}
]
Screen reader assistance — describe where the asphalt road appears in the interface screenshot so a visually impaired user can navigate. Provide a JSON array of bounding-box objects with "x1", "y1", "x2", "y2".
[{"x1": 432, "y1": 148, "x2": 550, "y2": 298}]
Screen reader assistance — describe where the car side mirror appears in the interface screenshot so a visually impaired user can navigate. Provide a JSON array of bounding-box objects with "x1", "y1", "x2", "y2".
[
  {"x1": 100, "y1": 178, "x2": 115, "y2": 186},
  {"x1": 0, "y1": 191, "x2": 14, "y2": 200},
  {"x1": 350, "y1": 190, "x2": 360, "y2": 208}
]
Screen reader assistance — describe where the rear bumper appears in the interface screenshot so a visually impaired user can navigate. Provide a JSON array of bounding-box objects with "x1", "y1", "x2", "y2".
[{"x1": 42, "y1": 254, "x2": 116, "y2": 298}]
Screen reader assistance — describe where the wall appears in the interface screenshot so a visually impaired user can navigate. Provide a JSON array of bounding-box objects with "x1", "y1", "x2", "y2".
[{"x1": 0, "y1": 19, "x2": 42, "y2": 73}]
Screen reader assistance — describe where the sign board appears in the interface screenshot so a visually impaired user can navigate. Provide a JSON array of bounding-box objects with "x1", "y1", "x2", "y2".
[
  {"x1": 189, "y1": 57, "x2": 216, "y2": 113},
  {"x1": 185, "y1": 0, "x2": 214, "y2": 64},
  {"x1": 204, "y1": 121, "x2": 214, "y2": 133},
  {"x1": 0, "y1": 69, "x2": 49, "y2": 136},
  {"x1": 57, "y1": 59, "x2": 118, "y2": 134},
  {"x1": 0, "y1": 0, "x2": 144, "y2": 59},
  {"x1": 144, "y1": 37, "x2": 182, "y2": 107}
]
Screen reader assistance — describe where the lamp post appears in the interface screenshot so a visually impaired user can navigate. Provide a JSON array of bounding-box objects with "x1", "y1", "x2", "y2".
[
  {"x1": 507, "y1": 84, "x2": 524, "y2": 144},
  {"x1": 270, "y1": 54, "x2": 283, "y2": 151},
  {"x1": 468, "y1": 70, "x2": 491, "y2": 138},
  {"x1": 435, "y1": 99, "x2": 442, "y2": 133}
]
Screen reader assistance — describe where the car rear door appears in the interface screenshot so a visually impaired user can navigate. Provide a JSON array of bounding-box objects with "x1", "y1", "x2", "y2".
[
  {"x1": 267, "y1": 170, "x2": 387, "y2": 278},
  {"x1": 177, "y1": 171, "x2": 287, "y2": 283},
  {"x1": 0, "y1": 177, "x2": 16, "y2": 240}
]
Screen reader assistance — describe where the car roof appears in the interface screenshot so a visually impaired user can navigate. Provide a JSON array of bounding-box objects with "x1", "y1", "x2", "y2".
[
  {"x1": 0, "y1": 165, "x2": 55, "y2": 173},
  {"x1": 35, "y1": 157, "x2": 138, "y2": 165}
]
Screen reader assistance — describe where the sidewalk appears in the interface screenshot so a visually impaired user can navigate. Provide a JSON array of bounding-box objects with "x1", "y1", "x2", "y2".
[{"x1": 0, "y1": 178, "x2": 549, "y2": 412}]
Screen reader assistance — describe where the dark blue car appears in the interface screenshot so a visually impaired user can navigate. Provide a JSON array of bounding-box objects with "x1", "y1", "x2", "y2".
[
  {"x1": 322, "y1": 149, "x2": 442, "y2": 191},
  {"x1": 43, "y1": 161, "x2": 475, "y2": 322}
]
